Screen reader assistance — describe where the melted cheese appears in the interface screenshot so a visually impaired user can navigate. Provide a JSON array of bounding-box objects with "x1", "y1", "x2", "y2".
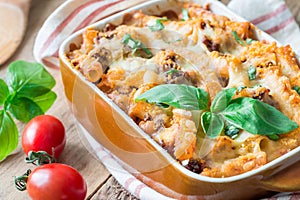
[{"x1": 67, "y1": 2, "x2": 300, "y2": 178}]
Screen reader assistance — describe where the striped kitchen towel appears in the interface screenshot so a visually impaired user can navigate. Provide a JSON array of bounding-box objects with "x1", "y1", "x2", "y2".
[
  {"x1": 33, "y1": 0, "x2": 300, "y2": 199},
  {"x1": 228, "y1": 0, "x2": 300, "y2": 53}
]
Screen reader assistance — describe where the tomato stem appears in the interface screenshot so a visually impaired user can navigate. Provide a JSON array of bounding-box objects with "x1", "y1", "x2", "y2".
[
  {"x1": 25, "y1": 151, "x2": 56, "y2": 166},
  {"x1": 14, "y1": 169, "x2": 31, "y2": 191}
]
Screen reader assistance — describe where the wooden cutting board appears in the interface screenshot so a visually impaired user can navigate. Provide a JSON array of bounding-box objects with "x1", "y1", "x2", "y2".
[{"x1": 0, "y1": 0, "x2": 31, "y2": 65}]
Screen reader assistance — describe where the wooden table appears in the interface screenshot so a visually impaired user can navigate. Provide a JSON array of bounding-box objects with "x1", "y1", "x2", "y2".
[{"x1": 0, "y1": 0, "x2": 299, "y2": 200}]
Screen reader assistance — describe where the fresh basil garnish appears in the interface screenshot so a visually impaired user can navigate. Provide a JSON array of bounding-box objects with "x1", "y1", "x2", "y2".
[
  {"x1": 232, "y1": 31, "x2": 246, "y2": 46},
  {"x1": 121, "y1": 34, "x2": 153, "y2": 58},
  {"x1": 181, "y1": 8, "x2": 189, "y2": 21},
  {"x1": 0, "y1": 60, "x2": 56, "y2": 161},
  {"x1": 201, "y1": 111, "x2": 224, "y2": 138},
  {"x1": 210, "y1": 88, "x2": 236, "y2": 113},
  {"x1": 149, "y1": 18, "x2": 168, "y2": 32},
  {"x1": 293, "y1": 86, "x2": 300, "y2": 95},
  {"x1": 246, "y1": 38, "x2": 254, "y2": 44},
  {"x1": 135, "y1": 84, "x2": 209, "y2": 111},
  {"x1": 201, "y1": 111, "x2": 211, "y2": 134},
  {"x1": 267, "y1": 134, "x2": 280, "y2": 140},
  {"x1": 221, "y1": 97, "x2": 298, "y2": 135},
  {"x1": 224, "y1": 122, "x2": 240, "y2": 139},
  {"x1": 248, "y1": 65, "x2": 256, "y2": 80},
  {"x1": 237, "y1": 85, "x2": 247, "y2": 92},
  {"x1": 165, "y1": 69, "x2": 180, "y2": 75},
  {"x1": 135, "y1": 84, "x2": 298, "y2": 140}
]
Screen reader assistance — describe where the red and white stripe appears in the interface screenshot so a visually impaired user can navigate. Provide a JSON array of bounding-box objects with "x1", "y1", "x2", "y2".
[
  {"x1": 250, "y1": 3, "x2": 287, "y2": 25},
  {"x1": 250, "y1": 3, "x2": 295, "y2": 35}
]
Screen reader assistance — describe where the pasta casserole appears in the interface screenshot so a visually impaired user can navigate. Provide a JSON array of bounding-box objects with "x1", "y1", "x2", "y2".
[{"x1": 66, "y1": 2, "x2": 300, "y2": 178}]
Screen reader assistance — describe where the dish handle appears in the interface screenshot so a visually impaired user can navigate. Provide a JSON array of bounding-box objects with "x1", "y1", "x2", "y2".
[{"x1": 261, "y1": 160, "x2": 300, "y2": 192}]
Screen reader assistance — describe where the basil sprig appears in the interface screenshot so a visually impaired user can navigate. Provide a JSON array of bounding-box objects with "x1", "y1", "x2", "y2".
[
  {"x1": 148, "y1": 18, "x2": 168, "y2": 32},
  {"x1": 201, "y1": 87, "x2": 236, "y2": 138},
  {"x1": 0, "y1": 61, "x2": 56, "y2": 161},
  {"x1": 135, "y1": 84, "x2": 298, "y2": 139},
  {"x1": 121, "y1": 34, "x2": 153, "y2": 58}
]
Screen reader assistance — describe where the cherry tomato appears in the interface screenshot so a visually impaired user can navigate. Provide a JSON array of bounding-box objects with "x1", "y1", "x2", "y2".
[
  {"x1": 27, "y1": 163, "x2": 87, "y2": 200},
  {"x1": 22, "y1": 115, "x2": 66, "y2": 159}
]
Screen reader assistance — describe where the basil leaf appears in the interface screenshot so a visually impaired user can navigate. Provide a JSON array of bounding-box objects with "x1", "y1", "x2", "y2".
[
  {"x1": 0, "y1": 79, "x2": 9, "y2": 106},
  {"x1": 248, "y1": 65, "x2": 256, "y2": 80},
  {"x1": 211, "y1": 88, "x2": 236, "y2": 113},
  {"x1": 267, "y1": 134, "x2": 280, "y2": 140},
  {"x1": 181, "y1": 8, "x2": 189, "y2": 21},
  {"x1": 237, "y1": 85, "x2": 247, "y2": 92},
  {"x1": 135, "y1": 84, "x2": 209, "y2": 110},
  {"x1": 7, "y1": 96, "x2": 44, "y2": 123},
  {"x1": 201, "y1": 111, "x2": 211, "y2": 134},
  {"x1": 201, "y1": 111, "x2": 224, "y2": 138},
  {"x1": 293, "y1": 86, "x2": 300, "y2": 95},
  {"x1": 149, "y1": 18, "x2": 167, "y2": 32},
  {"x1": 165, "y1": 69, "x2": 179, "y2": 75},
  {"x1": 221, "y1": 97, "x2": 299, "y2": 135},
  {"x1": 122, "y1": 34, "x2": 137, "y2": 49},
  {"x1": 246, "y1": 38, "x2": 254, "y2": 44},
  {"x1": 33, "y1": 91, "x2": 57, "y2": 112},
  {"x1": 232, "y1": 31, "x2": 245, "y2": 46},
  {"x1": 0, "y1": 110, "x2": 18, "y2": 161},
  {"x1": 121, "y1": 34, "x2": 153, "y2": 58},
  {"x1": 7, "y1": 61, "x2": 56, "y2": 98},
  {"x1": 224, "y1": 122, "x2": 240, "y2": 139}
]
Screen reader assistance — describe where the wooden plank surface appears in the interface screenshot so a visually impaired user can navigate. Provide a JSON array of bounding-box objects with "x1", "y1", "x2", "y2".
[
  {"x1": 0, "y1": 1, "x2": 299, "y2": 200},
  {"x1": 0, "y1": 1, "x2": 110, "y2": 200}
]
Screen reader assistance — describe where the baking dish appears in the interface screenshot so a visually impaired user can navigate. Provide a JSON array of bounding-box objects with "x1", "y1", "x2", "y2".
[{"x1": 59, "y1": 0, "x2": 300, "y2": 199}]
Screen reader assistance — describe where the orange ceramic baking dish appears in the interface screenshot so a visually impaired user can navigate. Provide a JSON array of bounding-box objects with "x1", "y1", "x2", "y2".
[{"x1": 59, "y1": 0, "x2": 300, "y2": 199}]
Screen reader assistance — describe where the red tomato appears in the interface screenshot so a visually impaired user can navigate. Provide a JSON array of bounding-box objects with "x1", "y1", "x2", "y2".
[
  {"x1": 22, "y1": 115, "x2": 66, "y2": 159},
  {"x1": 27, "y1": 163, "x2": 87, "y2": 200}
]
